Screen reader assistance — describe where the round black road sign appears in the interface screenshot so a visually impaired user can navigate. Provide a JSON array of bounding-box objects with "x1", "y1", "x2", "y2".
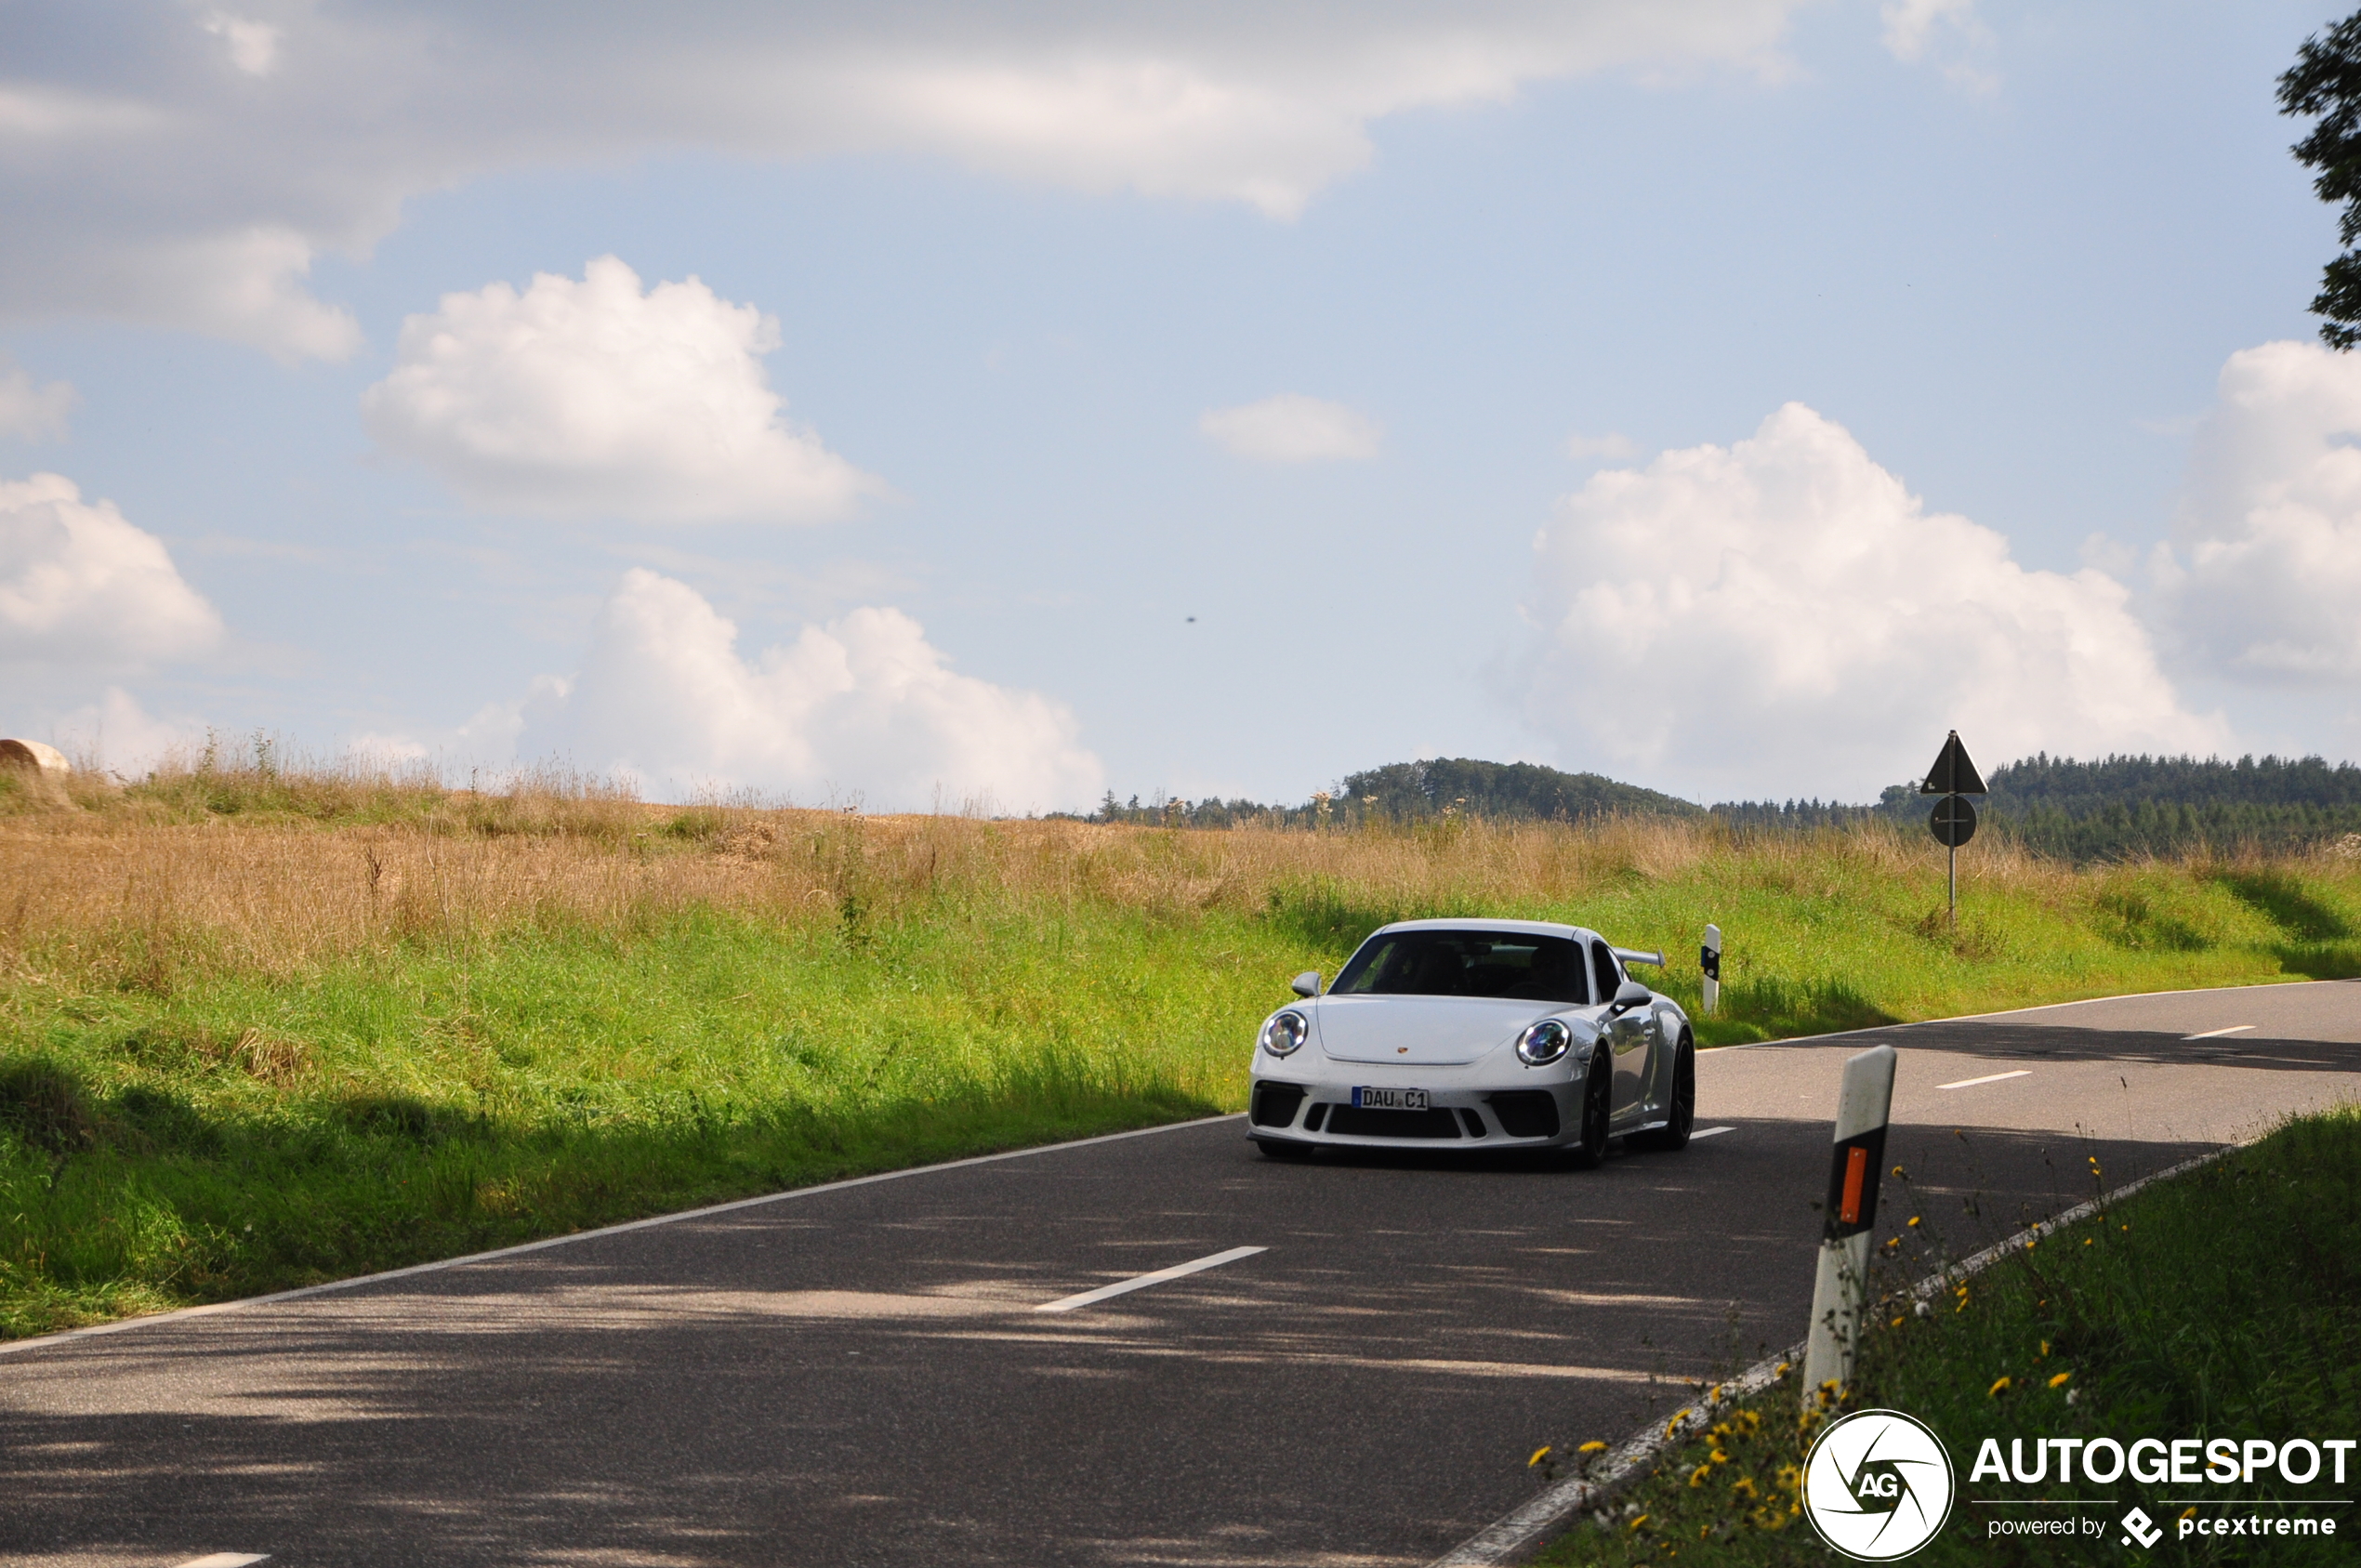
[{"x1": 1930, "y1": 795, "x2": 1976, "y2": 848}]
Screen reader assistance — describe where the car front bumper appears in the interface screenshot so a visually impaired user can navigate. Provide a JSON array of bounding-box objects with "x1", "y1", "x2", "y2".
[{"x1": 1245, "y1": 1074, "x2": 1579, "y2": 1149}]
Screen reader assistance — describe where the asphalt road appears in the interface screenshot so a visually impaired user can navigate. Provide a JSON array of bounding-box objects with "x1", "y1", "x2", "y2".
[{"x1": 4, "y1": 980, "x2": 2356, "y2": 1568}]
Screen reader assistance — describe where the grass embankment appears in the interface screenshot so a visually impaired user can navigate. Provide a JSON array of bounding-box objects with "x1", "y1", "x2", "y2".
[
  {"x1": 2, "y1": 754, "x2": 2358, "y2": 1339},
  {"x1": 1532, "y1": 1106, "x2": 2361, "y2": 1565}
]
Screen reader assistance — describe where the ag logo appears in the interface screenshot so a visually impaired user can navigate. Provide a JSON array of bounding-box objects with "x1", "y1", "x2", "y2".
[{"x1": 1801, "y1": 1408, "x2": 1957, "y2": 1561}]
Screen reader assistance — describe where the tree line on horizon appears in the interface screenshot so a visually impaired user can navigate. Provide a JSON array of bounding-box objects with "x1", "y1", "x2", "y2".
[{"x1": 1075, "y1": 752, "x2": 2361, "y2": 861}]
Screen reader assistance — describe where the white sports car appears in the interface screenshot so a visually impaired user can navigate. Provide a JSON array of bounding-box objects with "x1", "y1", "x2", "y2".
[{"x1": 1246, "y1": 918, "x2": 1696, "y2": 1165}]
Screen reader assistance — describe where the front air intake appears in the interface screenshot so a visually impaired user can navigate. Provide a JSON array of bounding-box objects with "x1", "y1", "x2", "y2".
[
  {"x1": 1486, "y1": 1090, "x2": 1561, "y2": 1139},
  {"x1": 1250, "y1": 1082, "x2": 1308, "y2": 1127}
]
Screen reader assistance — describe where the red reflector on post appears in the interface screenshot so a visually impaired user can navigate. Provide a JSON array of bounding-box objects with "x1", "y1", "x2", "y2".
[{"x1": 1839, "y1": 1145, "x2": 1868, "y2": 1226}]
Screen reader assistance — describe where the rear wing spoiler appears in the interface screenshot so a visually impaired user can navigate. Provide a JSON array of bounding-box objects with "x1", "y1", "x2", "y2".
[{"x1": 1613, "y1": 945, "x2": 1665, "y2": 968}]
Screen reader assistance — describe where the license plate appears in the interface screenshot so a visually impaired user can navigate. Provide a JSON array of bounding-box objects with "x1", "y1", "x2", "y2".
[{"x1": 1352, "y1": 1087, "x2": 1429, "y2": 1111}]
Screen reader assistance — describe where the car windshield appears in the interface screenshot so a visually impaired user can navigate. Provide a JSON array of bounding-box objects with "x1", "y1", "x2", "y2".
[{"x1": 1330, "y1": 930, "x2": 1590, "y2": 1005}]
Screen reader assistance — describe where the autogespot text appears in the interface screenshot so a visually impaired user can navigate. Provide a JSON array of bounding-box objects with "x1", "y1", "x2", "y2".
[{"x1": 1971, "y1": 1435, "x2": 2355, "y2": 1486}]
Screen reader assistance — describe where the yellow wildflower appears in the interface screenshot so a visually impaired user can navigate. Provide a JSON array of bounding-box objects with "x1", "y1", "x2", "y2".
[
  {"x1": 1629, "y1": 1514, "x2": 1651, "y2": 1532},
  {"x1": 1528, "y1": 1446, "x2": 1552, "y2": 1468},
  {"x1": 1988, "y1": 1377, "x2": 2011, "y2": 1397},
  {"x1": 1689, "y1": 1466, "x2": 1710, "y2": 1488},
  {"x1": 2049, "y1": 1372, "x2": 2072, "y2": 1390},
  {"x1": 1579, "y1": 1441, "x2": 1610, "y2": 1456}
]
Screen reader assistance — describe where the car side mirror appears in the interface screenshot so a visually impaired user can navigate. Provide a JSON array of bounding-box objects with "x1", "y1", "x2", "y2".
[
  {"x1": 1291, "y1": 970, "x2": 1323, "y2": 998},
  {"x1": 1611, "y1": 979, "x2": 1651, "y2": 1012}
]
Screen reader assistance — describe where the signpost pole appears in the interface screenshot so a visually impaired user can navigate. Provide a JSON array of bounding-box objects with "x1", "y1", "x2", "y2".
[{"x1": 1920, "y1": 733, "x2": 1985, "y2": 934}]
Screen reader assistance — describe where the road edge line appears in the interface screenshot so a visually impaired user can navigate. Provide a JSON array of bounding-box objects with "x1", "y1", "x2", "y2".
[
  {"x1": 0, "y1": 1113, "x2": 1246, "y2": 1360},
  {"x1": 1427, "y1": 1143, "x2": 2236, "y2": 1566},
  {"x1": 1705, "y1": 975, "x2": 2358, "y2": 1053}
]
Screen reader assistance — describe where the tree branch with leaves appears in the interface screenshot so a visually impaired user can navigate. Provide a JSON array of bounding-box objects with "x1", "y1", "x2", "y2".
[{"x1": 2281, "y1": 11, "x2": 2361, "y2": 349}]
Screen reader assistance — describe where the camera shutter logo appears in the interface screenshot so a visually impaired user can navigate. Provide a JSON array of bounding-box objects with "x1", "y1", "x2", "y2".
[{"x1": 1802, "y1": 1409, "x2": 1957, "y2": 1560}]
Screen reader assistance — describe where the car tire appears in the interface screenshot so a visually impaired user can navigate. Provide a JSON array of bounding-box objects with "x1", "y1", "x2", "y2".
[
  {"x1": 1255, "y1": 1138, "x2": 1315, "y2": 1161},
  {"x1": 1630, "y1": 1030, "x2": 1695, "y2": 1152},
  {"x1": 1564, "y1": 1053, "x2": 1612, "y2": 1169}
]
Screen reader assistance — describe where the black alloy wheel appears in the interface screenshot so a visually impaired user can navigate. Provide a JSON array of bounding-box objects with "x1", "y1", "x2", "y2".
[
  {"x1": 1630, "y1": 1030, "x2": 1695, "y2": 1152},
  {"x1": 1564, "y1": 1052, "x2": 1612, "y2": 1168}
]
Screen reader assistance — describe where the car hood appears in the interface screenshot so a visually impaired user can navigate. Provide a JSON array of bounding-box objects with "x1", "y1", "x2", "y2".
[{"x1": 1312, "y1": 995, "x2": 1568, "y2": 1066}]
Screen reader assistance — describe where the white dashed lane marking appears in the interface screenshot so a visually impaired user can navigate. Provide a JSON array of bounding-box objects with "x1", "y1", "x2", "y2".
[
  {"x1": 175, "y1": 1555, "x2": 270, "y2": 1567},
  {"x1": 1689, "y1": 1126, "x2": 1735, "y2": 1140},
  {"x1": 1935, "y1": 1070, "x2": 2033, "y2": 1091},
  {"x1": 2183, "y1": 1024, "x2": 2255, "y2": 1040},
  {"x1": 1035, "y1": 1245, "x2": 1268, "y2": 1313}
]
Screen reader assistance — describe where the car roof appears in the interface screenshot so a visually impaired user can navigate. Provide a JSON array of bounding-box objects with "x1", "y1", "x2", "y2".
[{"x1": 1369, "y1": 917, "x2": 1596, "y2": 942}]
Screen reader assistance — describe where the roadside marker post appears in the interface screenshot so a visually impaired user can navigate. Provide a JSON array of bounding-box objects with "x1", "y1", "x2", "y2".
[
  {"x1": 1919, "y1": 731, "x2": 1987, "y2": 928},
  {"x1": 1699, "y1": 924, "x2": 1721, "y2": 1017},
  {"x1": 1801, "y1": 1044, "x2": 1897, "y2": 1403}
]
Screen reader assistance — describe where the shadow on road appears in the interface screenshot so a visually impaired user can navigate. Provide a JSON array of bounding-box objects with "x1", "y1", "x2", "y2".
[{"x1": 0, "y1": 1107, "x2": 2241, "y2": 1567}]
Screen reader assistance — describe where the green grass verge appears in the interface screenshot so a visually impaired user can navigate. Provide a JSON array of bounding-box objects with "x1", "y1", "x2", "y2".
[
  {"x1": 5, "y1": 790, "x2": 2360, "y2": 1341},
  {"x1": 1529, "y1": 1105, "x2": 2361, "y2": 1565},
  {"x1": 0, "y1": 903, "x2": 1281, "y2": 1338},
  {"x1": 1591, "y1": 851, "x2": 2361, "y2": 1047}
]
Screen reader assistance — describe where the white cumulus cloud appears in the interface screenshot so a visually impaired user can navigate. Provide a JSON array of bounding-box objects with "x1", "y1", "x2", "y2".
[
  {"x1": 1, "y1": 2, "x2": 1812, "y2": 357},
  {"x1": 362, "y1": 257, "x2": 877, "y2": 523},
  {"x1": 0, "y1": 472, "x2": 225, "y2": 665},
  {"x1": 517, "y1": 569, "x2": 1105, "y2": 811},
  {"x1": 49, "y1": 686, "x2": 209, "y2": 775},
  {"x1": 2156, "y1": 339, "x2": 2361, "y2": 685},
  {"x1": 1879, "y1": 0, "x2": 1975, "y2": 61},
  {"x1": 1200, "y1": 393, "x2": 1381, "y2": 463},
  {"x1": 0, "y1": 361, "x2": 78, "y2": 441},
  {"x1": 1877, "y1": 0, "x2": 1994, "y2": 93},
  {"x1": 1515, "y1": 403, "x2": 2224, "y2": 800},
  {"x1": 200, "y1": 12, "x2": 282, "y2": 77}
]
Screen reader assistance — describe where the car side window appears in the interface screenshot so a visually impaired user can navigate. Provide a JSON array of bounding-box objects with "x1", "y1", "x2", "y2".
[{"x1": 1589, "y1": 941, "x2": 1620, "y2": 1004}]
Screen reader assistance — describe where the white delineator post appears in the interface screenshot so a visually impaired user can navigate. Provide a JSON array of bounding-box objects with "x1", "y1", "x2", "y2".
[
  {"x1": 1801, "y1": 1044, "x2": 1898, "y2": 1402},
  {"x1": 1699, "y1": 924, "x2": 1721, "y2": 1017}
]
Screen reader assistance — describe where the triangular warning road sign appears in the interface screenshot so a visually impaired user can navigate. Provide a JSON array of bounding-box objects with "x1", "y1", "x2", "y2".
[{"x1": 1919, "y1": 731, "x2": 1987, "y2": 796}]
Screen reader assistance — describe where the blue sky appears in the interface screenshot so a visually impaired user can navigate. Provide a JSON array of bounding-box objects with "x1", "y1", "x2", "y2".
[{"x1": 6, "y1": 1, "x2": 2359, "y2": 810}]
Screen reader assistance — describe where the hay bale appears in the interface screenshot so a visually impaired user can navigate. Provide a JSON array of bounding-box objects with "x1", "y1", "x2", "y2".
[{"x1": 0, "y1": 738, "x2": 73, "y2": 808}]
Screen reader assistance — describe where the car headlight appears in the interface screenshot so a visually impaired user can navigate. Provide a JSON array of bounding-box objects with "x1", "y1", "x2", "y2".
[
  {"x1": 1260, "y1": 1009, "x2": 1308, "y2": 1057},
  {"x1": 1516, "y1": 1018, "x2": 1572, "y2": 1065}
]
